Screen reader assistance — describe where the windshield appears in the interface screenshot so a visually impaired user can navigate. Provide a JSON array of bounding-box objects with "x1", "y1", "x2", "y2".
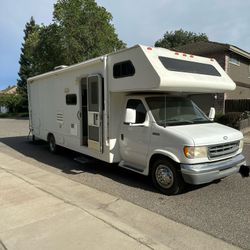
[{"x1": 146, "y1": 96, "x2": 211, "y2": 127}]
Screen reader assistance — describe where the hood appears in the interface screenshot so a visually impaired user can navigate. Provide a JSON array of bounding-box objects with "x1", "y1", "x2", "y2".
[{"x1": 169, "y1": 122, "x2": 243, "y2": 146}]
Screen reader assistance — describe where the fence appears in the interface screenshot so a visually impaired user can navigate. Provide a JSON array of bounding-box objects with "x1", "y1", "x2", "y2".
[{"x1": 225, "y1": 99, "x2": 250, "y2": 113}]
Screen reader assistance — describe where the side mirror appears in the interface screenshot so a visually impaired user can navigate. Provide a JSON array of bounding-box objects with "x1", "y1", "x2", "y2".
[
  {"x1": 208, "y1": 107, "x2": 215, "y2": 121},
  {"x1": 125, "y1": 108, "x2": 136, "y2": 124}
]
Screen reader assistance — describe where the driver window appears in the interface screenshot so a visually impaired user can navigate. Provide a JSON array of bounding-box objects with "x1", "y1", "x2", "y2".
[{"x1": 126, "y1": 99, "x2": 146, "y2": 124}]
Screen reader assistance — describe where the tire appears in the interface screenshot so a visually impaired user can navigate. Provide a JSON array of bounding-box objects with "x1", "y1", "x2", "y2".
[
  {"x1": 32, "y1": 134, "x2": 36, "y2": 143},
  {"x1": 151, "y1": 158, "x2": 184, "y2": 195},
  {"x1": 48, "y1": 134, "x2": 57, "y2": 153}
]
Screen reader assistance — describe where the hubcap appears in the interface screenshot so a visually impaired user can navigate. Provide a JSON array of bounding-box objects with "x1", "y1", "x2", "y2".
[{"x1": 155, "y1": 164, "x2": 174, "y2": 189}]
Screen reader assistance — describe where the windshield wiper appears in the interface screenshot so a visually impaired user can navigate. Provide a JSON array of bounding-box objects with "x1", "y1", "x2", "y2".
[
  {"x1": 192, "y1": 118, "x2": 212, "y2": 124},
  {"x1": 158, "y1": 119, "x2": 194, "y2": 127}
]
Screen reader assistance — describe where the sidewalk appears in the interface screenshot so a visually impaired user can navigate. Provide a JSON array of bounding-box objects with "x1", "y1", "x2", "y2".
[
  {"x1": 243, "y1": 131, "x2": 250, "y2": 144},
  {"x1": 0, "y1": 152, "x2": 239, "y2": 250}
]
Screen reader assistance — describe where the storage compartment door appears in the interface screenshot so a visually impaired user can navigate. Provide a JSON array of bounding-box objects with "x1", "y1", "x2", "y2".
[{"x1": 87, "y1": 75, "x2": 103, "y2": 152}]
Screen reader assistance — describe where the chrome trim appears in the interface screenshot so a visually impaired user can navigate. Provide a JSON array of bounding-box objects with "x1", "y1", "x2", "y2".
[
  {"x1": 155, "y1": 164, "x2": 174, "y2": 188},
  {"x1": 181, "y1": 154, "x2": 245, "y2": 173},
  {"x1": 208, "y1": 141, "x2": 239, "y2": 159},
  {"x1": 180, "y1": 154, "x2": 246, "y2": 185}
]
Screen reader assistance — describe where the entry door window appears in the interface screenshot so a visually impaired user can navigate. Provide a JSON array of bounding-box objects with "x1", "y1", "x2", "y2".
[
  {"x1": 126, "y1": 99, "x2": 147, "y2": 124},
  {"x1": 87, "y1": 75, "x2": 103, "y2": 152}
]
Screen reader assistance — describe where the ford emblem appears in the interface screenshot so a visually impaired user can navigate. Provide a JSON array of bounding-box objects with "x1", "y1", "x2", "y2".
[{"x1": 223, "y1": 136, "x2": 228, "y2": 140}]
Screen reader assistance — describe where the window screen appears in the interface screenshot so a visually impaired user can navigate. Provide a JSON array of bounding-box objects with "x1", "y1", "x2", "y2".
[
  {"x1": 66, "y1": 94, "x2": 77, "y2": 105},
  {"x1": 113, "y1": 60, "x2": 135, "y2": 78},
  {"x1": 159, "y1": 56, "x2": 221, "y2": 76}
]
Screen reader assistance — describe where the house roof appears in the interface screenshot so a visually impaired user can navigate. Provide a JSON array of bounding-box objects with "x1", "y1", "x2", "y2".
[
  {"x1": 0, "y1": 86, "x2": 17, "y2": 94},
  {"x1": 177, "y1": 41, "x2": 250, "y2": 60}
]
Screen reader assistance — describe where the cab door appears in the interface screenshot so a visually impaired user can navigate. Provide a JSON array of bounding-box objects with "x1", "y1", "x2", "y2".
[
  {"x1": 87, "y1": 75, "x2": 103, "y2": 152},
  {"x1": 119, "y1": 99, "x2": 151, "y2": 171}
]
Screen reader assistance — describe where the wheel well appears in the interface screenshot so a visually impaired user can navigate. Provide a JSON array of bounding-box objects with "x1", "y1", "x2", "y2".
[{"x1": 149, "y1": 154, "x2": 180, "y2": 174}]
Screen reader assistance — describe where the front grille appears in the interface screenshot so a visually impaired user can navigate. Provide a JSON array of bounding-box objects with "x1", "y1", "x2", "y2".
[{"x1": 208, "y1": 141, "x2": 240, "y2": 159}]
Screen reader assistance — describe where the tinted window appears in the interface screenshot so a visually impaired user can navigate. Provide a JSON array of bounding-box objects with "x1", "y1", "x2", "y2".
[
  {"x1": 113, "y1": 61, "x2": 135, "y2": 78},
  {"x1": 126, "y1": 99, "x2": 146, "y2": 123},
  {"x1": 159, "y1": 56, "x2": 221, "y2": 76},
  {"x1": 66, "y1": 94, "x2": 77, "y2": 105}
]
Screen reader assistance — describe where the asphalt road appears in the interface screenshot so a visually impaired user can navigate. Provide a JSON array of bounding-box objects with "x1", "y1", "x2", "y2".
[{"x1": 0, "y1": 118, "x2": 249, "y2": 249}]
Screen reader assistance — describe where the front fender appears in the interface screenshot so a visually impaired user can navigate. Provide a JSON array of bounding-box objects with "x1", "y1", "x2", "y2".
[{"x1": 145, "y1": 149, "x2": 181, "y2": 175}]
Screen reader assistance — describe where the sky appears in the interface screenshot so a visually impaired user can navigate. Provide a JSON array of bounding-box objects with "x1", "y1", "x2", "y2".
[{"x1": 0, "y1": 0, "x2": 250, "y2": 90}]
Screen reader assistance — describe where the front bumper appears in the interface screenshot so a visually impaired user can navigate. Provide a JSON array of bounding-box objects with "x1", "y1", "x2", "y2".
[{"x1": 180, "y1": 154, "x2": 246, "y2": 185}]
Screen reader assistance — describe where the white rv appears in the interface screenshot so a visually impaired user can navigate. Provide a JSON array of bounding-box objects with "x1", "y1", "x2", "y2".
[{"x1": 28, "y1": 45, "x2": 246, "y2": 195}]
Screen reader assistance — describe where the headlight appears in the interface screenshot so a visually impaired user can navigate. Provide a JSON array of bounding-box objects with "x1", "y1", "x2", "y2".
[
  {"x1": 239, "y1": 139, "x2": 244, "y2": 150},
  {"x1": 183, "y1": 146, "x2": 208, "y2": 159}
]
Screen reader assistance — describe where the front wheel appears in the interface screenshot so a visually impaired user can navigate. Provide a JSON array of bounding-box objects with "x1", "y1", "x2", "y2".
[{"x1": 151, "y1": 158, "x2": 184, "y2": 195}]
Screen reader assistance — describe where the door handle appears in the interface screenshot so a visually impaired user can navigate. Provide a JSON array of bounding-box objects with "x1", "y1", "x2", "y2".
[{"x1": 94, "y1": 113, "x2": 99, "y2": 126}]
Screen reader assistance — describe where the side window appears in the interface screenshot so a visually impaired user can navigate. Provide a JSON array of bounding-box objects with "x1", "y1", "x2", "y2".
[
  {"x1": 113, "y1": 61, "x2": 135, "y2": 78},
  {"x1": 229, "y1": 57, "x2": 240, "y2": 66},
  {"x1": 66, "y1": 94, "x2": 77, "y2": 105},
  {"x1": 126, "y1": 99, "x2": 147, "y2": 123}
]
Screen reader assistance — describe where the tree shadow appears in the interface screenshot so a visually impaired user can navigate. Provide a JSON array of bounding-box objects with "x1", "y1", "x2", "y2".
[{"x1": 0, "y1": 136, "x2": 155, "y2": 192}]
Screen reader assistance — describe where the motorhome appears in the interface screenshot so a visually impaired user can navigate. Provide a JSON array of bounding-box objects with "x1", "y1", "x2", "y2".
[{"x1": 28, "y1": 45, "x2": 246, "y2": 195}]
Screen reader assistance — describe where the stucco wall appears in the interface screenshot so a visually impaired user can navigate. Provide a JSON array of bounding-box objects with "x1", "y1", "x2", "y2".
[
  {"x1": 227, "y1": 53, "x2": 250, "y2": 87},
  {"x1": 226, "y1": 85, "x2": 250, "y2": 99}
]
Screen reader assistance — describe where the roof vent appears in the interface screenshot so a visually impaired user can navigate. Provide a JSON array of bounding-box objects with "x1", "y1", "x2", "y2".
[{"x1": 54, "y1": 65, "x2": 68, "y2": 70}]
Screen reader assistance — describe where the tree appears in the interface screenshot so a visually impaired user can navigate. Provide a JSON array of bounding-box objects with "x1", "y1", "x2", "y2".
[
  {"x1": 17, "y1": 17, "x2": 40, "y2": 110},
  {"x1": 53, "y1": 0, "x2": 126, "y2": 64},
  {"x1": 155, "y1": 29, "x2": 208, "y2": 49},
  {"x1": 16, "y1": 0, "x2": 125, "y2": 111},
  {"x1": 0, "y1": 94, "x2": 23, "y2": 113},
  {"x1": 32, "y1": 24, "x2": 66, "y2": 73}
]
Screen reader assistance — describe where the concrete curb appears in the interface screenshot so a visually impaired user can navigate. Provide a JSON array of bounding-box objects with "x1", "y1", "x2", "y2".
[{"x1": 0, "y1": 152, "x2": 240, "y2": 250}]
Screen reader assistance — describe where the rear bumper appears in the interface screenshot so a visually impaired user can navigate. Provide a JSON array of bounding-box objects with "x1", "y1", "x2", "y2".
[{"x1": 180, "y1": 154, "x2": 246, "y2": 185}]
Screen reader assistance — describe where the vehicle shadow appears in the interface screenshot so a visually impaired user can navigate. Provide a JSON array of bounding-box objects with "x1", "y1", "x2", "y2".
[
  {"x1": 0, "y1": 136, "x2": 156, "y2": 192},
  {"x1": 0, "y1": 135, "x2": 214, "y2": 195}
]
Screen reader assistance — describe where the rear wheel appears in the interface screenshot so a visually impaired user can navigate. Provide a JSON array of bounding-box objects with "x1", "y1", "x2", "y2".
[
  {"x1": 151, "y1": 158, "x2": 184, "y2": 195},
  {"x1": 32, "y1": 134, "x2": 36, "y2": 143},
  {"x1": 48, "y1": 134, "x2": 57, "y2": 153}
]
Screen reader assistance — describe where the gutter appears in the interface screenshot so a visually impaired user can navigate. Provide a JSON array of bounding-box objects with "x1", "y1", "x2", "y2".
[{"x1": 229, "y1": 46, "x2": 250, "y2": 60}]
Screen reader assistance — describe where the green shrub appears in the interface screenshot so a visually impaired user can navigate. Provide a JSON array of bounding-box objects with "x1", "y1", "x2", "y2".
[
  {"x1": 0, "y1": 94, "x2": 24, "y2": 113},
  {"x1": 240, "y1": 111, "x2": 250, "y2": 120},
  {"x1": 216, "y1": 112, "x2": 242, "y2": 129},
  {"x1": 0, "y1": 112, "x2": 29, "y2": 118},
  {"x1": 0, "y1": 113, "x2": 10, "y2": 118},
  {"x1": 17, "y1": 112, "x2": 29, "y2": 118},
  {"x1": 214, "y1": 112, "x2": 224, "y2": 122}
]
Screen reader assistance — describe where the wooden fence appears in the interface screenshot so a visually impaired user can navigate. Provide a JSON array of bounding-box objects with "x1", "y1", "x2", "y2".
[{"x1": 225, "y1": 99, "x2": 250, "y2": 113}]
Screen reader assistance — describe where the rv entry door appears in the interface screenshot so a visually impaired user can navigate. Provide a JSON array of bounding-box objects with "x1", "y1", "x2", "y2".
[{"x1": 87, "y1": 75, "x2": 103, "y2": 152}]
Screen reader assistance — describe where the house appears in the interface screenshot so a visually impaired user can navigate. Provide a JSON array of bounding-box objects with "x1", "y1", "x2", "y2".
[
  {"x1": 177, "y1": 41, "x2": 250, "y2": 113},
  {"x1": 0, "y1": 86, "x2": 17, "y2": 113}
]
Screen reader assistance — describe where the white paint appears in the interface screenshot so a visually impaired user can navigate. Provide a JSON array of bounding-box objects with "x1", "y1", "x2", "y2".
[{"x1": 28, "y1": 45, "x2": 243, "y2": 182}]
